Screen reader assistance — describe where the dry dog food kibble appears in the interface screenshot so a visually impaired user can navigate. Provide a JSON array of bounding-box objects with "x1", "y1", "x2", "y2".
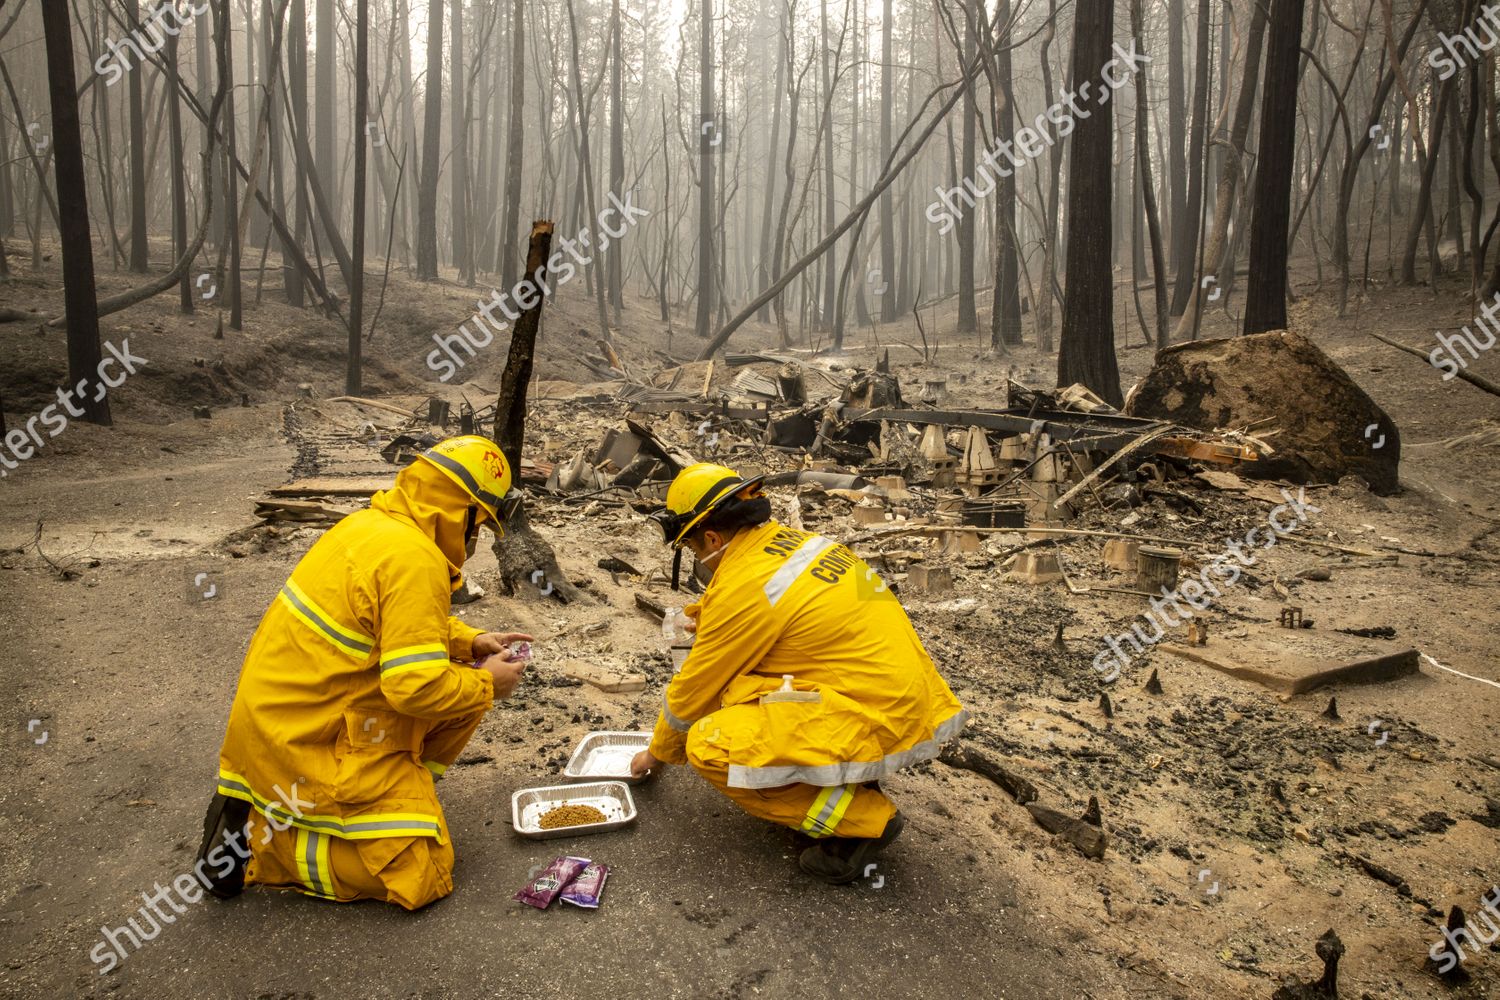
[{"x1": 538, "y1": 804, "x2": 608, "y2": 829}]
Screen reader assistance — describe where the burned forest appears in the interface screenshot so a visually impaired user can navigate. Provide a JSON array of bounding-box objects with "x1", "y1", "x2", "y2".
[{"x1": 3, "y1": 0, "x2": 1500, "y2": 996}]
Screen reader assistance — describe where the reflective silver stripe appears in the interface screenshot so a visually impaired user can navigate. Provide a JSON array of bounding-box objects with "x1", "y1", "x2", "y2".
[
  {"x1": 304, "y1": 831, "x2": 324, "y2": 894},
  {"x1": 280, "y1": 585, "x2": 373, "y2": 654},
  {"x1": 726, "y1": 708, "x2": 970, "y2": 789},
  {"x1": 318, "y1": 817, "x2": 441, "y2": 836},
  {"x1": 422, "y1": 450, "x2": 504, "y2": 511},
  {"x1": 216, "y1": 776, "x2": 443, "y2": 838},
  {"x1": 217, "y1": 776, "x2": 252, "y2": 796},
  {"x1": 662, "y1": 690, "x2": 692, "y2": 732},
  {"x1": 808, "y1": 784, "x2": 847, "y2": 835},
  {"x1": 763, "y1": 535, "x2": 836, "y2": 607},
  {"x1": 380, "y1": 649, "x2": 448, "y2": 671}
]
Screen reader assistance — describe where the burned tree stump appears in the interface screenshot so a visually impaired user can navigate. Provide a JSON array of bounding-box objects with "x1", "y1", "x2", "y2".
[
  {"x1": 485, "y1": 220, "x2": 586, "y2": 605},
  {"x1": 493, "y1": 220, "x2": 553, "y2": 472},
  {"x1": 490, "y1": 504, "x2": 586, "y2": 605},
  {"x1": 1272, "y1": 928, "x2": 1344, "y2": 999},
  {"x1": 1425, "y1": 906, "x2": 1472, "y2": 985}
]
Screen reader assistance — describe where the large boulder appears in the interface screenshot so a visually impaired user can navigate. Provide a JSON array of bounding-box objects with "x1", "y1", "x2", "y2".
[{"x1": 1124, "y1": 330, "x2": 1400, "y2": 494}]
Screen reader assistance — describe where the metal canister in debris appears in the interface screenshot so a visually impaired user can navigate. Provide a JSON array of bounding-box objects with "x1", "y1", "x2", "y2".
[{"x1": 1135, "y1": 546, "x2": 1183, "y2": 593}]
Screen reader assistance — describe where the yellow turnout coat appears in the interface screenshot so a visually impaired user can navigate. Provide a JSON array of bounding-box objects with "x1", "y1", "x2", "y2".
[
  {"x1": 649, "y1": 520, "x2": 968, "y2": 789},
  {"x1": 216, "y1": 461, "x2": 494, "y2": 846}
]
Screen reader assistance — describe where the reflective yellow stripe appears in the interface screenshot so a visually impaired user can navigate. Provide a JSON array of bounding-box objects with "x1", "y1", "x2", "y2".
[
  {"x1": 295, "y1": 828, "x2": 336, "y2": 899},
  {"x1": 217, "y1": 769, "x2": 446, "y2": 842},
  {"x1": 380, "y1": 642, "x2": 451, "y2": 677},
  {"x1": 823, "y1": 783, "x2": 856, "y2": 833},
  {"x1": 800, "y1": 784, "x2": 857, "y2": 838},
  {"x1": 277, "y1": 580, "x2": 374, "y2": 659},
  {"x1": 800, "y1": 786, "x2": 839, "y2": 837},
  {"x1": 423, "y1": 760, "x2": 448, "y2": 777}
]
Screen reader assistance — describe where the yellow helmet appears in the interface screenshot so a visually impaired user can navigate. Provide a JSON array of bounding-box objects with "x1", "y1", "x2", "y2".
[
  {"x1": 651, "y1": 462, "x2": 766, "y2": 549},
  {"x1": 415, "y1": 435, "x2": 513, "y2": 525}
]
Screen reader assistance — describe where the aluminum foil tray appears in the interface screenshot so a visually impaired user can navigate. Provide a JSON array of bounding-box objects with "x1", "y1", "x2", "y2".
[
  {"x1": 511, "y1": 781, "x2": 637, "y2": 840},
  {"x1": 562, "y1": 731, "x2": 653, "y2": 785}
]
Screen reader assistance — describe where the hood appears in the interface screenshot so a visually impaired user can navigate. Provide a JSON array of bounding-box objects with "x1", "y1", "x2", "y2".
[{"x1": 370, "y1": 460, "x2": 478, "y2": 592}]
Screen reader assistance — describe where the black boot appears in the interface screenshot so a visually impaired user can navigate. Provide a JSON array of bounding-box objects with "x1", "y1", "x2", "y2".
[
  {"x1": 195, "y1": 793, "x2": 252, "y2": 899},
  {"x1": 798, "y1": 812, "x2": 906, "y2": 885}
]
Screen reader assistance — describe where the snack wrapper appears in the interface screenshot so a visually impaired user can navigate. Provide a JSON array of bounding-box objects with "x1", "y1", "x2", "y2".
[
  {"x1": 561, "y1": 861, "x2": 609, "y2": 909},
  {"x1": 514, "y1": 855, "x2": 589, "y2": 909}
]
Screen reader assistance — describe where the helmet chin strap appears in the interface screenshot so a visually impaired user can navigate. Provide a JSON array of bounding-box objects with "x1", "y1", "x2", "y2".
[{"x1": 671, "y1": 538, "x2": 725, "y2": 591}]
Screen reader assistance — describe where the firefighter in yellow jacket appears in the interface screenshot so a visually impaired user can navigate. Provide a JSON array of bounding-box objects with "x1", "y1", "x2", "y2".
[
  {"x1": 194, "y1": 436, "x2": 533, "y2": 910},
  {"x1": 631, "y1": 463, "x2": 968, "y2": 883}
]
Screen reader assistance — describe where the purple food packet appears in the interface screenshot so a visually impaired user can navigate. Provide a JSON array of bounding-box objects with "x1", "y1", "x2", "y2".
[
  {"x1": 509, "y1": 641, "x2": 532, "y2": 662},
  {"x1": 560, "y1": 861, "x2": 609, "y2": 909},
  {"x1": 514, "y1": 855, "x2": 589, "y2": 910}
]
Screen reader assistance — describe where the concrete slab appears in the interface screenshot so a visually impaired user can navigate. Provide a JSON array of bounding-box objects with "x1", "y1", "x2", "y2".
[{"x1": 1158, "y1": 627, "x2": 1420, "y2": 695}]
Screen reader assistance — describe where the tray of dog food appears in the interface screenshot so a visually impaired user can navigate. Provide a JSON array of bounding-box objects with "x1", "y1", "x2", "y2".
[
  {"x1": 511, "y1": 781, "x2": 638, "y2": 840},
  {"x1": 561, "y1": 731, "x2": 654, "y2": 784}
]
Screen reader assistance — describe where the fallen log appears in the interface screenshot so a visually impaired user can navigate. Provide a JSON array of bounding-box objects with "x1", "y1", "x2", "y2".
[
  {"x1": 324, "y1": 396, "x2": 420, "y2": 418},
  {"x1": 1367, "y1": 329, "x2": 1500, "y2": 398},
  {"x1": 1024, "y1": 802, "x2": 1108, "y2": 860},
  {"x1": 938, "y1": 743, "x2": 1038, "y2": 804}
]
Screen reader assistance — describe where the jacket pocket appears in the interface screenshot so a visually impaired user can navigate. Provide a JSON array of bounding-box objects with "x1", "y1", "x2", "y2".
[{"x1": 333, "y1": 708, "x2": 423, "y2": 811}]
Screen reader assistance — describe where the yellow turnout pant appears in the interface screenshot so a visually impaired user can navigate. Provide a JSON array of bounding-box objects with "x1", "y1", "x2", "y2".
[{"x1": 244, "y1": 709, "x2": 483, "y2": 910}]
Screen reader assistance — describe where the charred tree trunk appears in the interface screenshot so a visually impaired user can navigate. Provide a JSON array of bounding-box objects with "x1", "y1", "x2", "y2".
[
  {"x1": 164, "y1": 2, "x2": 192, "y2": 314},
  {"x1": 500, "y1": 0, "x2": 525, "y2": 292},
  {"x1": 693, "y1": 0, "x2": 716, "y2": 339},
  {"x1": 607, "y1": 0, "x2": 624, "y2": 319},
  {"x1": 493, "y1": 222, "x2": 552, "y2": 473},
  {"x1": 128, "y1": 0, "x2": 149, "y2": 273},
  {"x1": 315, "y1": 0, "x2": 337, "y2": 217},
  {"x1": 1243, "y1": 0, "x2": 1307, "y2": 334},
  {"x1": 756, "y1": 9, "x2": 787, "y2": 325},
  {"x1": 1132, "y1": 0, "x2": 1169, "y2": 347},
  {"x1": 416, "y1": 0, "x2": 444, "y2": 280},
  {"x1": 1035, "y1": 0, "x2": 1063, "y2": 351},
  {"x1": 878, "y1": 0, "x2": 897, "y2": 323},
  {"x1": 221, "y1": 0, "x2": 243, "y2": 330},
  {"x1": 287, "y1": 0, "x2": 309, "y2": 307},
  {"x1": 449, "y1": 0, "x2": 472, "y2": 284},
  {"x1": 1169, "y1": 0, "x2": 1212, "y2": 318},
  {"x1": 42, "y1": 0, "x2": 110, "y2": 424},
  {"x1": 991, "y1": 0, "x2": 1022, "y2": 348},
  {"x1": 1167, "y1": 0, "x2": 1187, "y2": 274},
  {"x1": 956, "y1": 6, "x2": 977, "y2": 334},
  {"x1": 1057, "y1": 0, "x2": 1122, "y2": 405},
  {"x1": 347, "y1": 0, "x2": 368, "y2": 394}
]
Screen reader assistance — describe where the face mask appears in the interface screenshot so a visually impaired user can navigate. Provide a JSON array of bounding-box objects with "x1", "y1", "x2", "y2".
[{"x1": 463, "y1": 506, "x2": 479, "y2": 549}]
